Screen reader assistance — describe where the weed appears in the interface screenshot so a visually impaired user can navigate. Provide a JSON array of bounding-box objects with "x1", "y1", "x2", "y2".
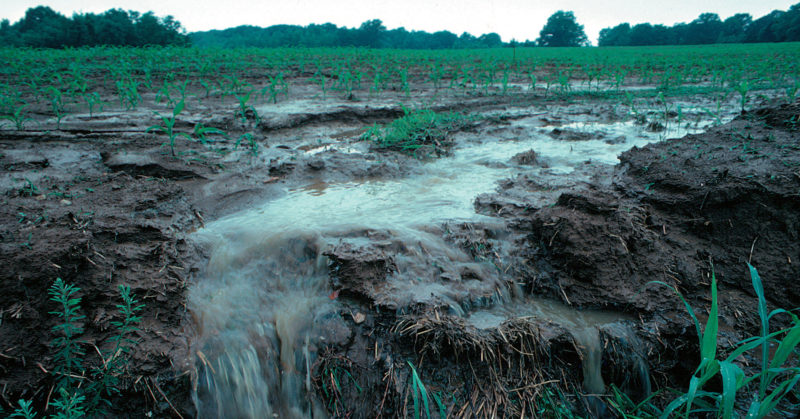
[
  {"x1": 12, "y1": 279, "x2": 143, "y2": 418},
  {"x1": 362, "y1": 108, "x2": 473, "y2": 157},
  {"x1": 407, "y1": 361, "x2": 435, "y2": 419},
  {"x1": 650, "y1": 264, "x2": 800, "y2": 418}
]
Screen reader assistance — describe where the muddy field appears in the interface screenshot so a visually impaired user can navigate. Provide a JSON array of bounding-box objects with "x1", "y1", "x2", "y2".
[{"x1": 1, "y1": 70, "x2": 798, "y2": 418}]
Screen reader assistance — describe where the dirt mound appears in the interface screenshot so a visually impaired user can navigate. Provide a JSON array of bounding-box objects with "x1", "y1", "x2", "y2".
[{"x1": 513, "y1": 103, "x2": 800, "y2": 392}]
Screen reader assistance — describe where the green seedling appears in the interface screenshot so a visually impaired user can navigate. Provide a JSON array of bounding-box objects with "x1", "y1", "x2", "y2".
[
  {"x1": 234, "y1": 90, "x2": 258, "y2": 124},
  {"x1": 192, "y1": 123, "x2": 227, "y2": 145},
  {"x1": 732, "y1": 80, "x2": 751, "y2": 113},
  {"x1": 1, "y1": 103, "x2": 31, "y2": 130},
  {"x1": 82, "y1": 91, "x2": 104, "y2": 117},
  {"x1": 147, "y1": 99, "x2": 191, "y2": 157},
  {"x1": 235, "y1": 133, "x2": 259, "y2": 156},
  {"x1": 155, "y1": 80, "x2": 174, "y2": 106},
  {"x1": 408, "y1": 362, "x2": 432, "y2": 419},
  {"x1": 116, "y1": 78, "x2": 141, "y2": 110},
  {"x1": 652, "y1": 264, "x2": 800, "y2": 419},
  {"x1": 45, "y1": 86, "x2": 67, "y2": 129},
  {"x1": 262, "y1": 72, "x2": 288, "y2": 104}
]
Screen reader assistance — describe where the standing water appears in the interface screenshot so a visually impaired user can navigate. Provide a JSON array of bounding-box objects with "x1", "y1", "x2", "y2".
[{"x1": 189, "y1": 117, "x2": 696, "y2": 417}]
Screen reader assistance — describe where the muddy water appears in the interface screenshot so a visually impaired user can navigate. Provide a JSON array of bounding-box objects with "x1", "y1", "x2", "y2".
[{"x1": 188, "y1": 118, "x2": 693, "y2": 417}]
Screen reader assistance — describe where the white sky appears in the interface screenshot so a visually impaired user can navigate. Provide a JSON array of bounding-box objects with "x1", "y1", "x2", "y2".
[{"x1": 1, "y1": 1, "x2": 797, "y2": 45}]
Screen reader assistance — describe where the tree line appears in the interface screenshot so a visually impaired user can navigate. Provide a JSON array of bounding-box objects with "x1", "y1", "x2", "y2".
[
  {"x1": 190, "y1": 19, "x2": 503, "y2": 49},
  {"x1": 0, "y1": 6, "x2": 189, "y2": 48},
  {"x1": 599, "y1": 3, "x2": 800, "y2": 46},
  {"x1": 1, "y1": 4, "x2": 800, "y2": 49}
]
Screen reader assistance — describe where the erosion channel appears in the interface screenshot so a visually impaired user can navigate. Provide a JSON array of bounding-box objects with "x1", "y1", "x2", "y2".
[{"x1": 188, "y1": 115, "x2": 706, "y2": 417}]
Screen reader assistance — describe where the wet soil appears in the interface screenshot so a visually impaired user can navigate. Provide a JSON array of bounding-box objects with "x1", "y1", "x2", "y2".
[{"x1": 1, "y1": 71, "x2": 797, "y2": 418}]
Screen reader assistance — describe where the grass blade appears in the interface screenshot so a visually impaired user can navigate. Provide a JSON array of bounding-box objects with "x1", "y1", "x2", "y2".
[
  {"x1": 719, "y1": 360, "x2": 742, "y2": 419},
  {"x1": 747, "y1": 263, "x2": 769, "y2": 400}
]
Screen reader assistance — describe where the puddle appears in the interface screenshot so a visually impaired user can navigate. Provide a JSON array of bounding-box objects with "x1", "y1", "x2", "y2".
[{"x1": 188, "y1": 116, "x2": 704, "y2": 416}]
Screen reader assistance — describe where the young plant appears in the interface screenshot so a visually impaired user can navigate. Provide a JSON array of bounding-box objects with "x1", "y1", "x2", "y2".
[
  {"x1": 45, "y1": 86, "x2": 67, "y2": 129},
  {"x1": 732, "y1": 80, "x2": 751, "y2": 113},
  {"x1": 115, "y1": 79, "x2": 141, "y2": 110},
  {"x1": 82, "y1": 92, "x2": 103, "y2": 117},
  {"x1": 234, "y1": 90, "x2": 258, "y2": 125},
  {"x1": 48, "y1": 278, "x2": 86, "y2": 390},
  {"x1": 84, "y1": 285, "x2": 144, "y2": 412},
  {"x1": 14, "y1": 279, "x2": 144, "y2": 418},
  {"x1": 147, "y1": 99, "x2": 191, "y2": 157},
  {"x1": 235, "y1": 133, "x2": 259, "y2": 156},
  {"x1": 362, "y1": 108, "x2": 472, "y2": 157},
  {"x1": 1, "y1": 103, "x2": 31, "y2": 130},
  {"x1": 653, "y1": 264, "x2": 800, "y2": 419},
  {"x1": 262, "y1": 72, "x2": 288, "y2": 104},
  {"x1": 192, "y1": 122, "x2": 227, "y2": 146},
  {"x1": 408, "y1": 361, "x2": 432, "y2": 419}
]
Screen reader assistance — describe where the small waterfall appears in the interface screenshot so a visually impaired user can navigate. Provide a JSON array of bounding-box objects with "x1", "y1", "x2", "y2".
[
  {"x1": 190, "y1": 233, "x2": 335, "y2": 418},
  {"x1": 571, "y1": 327, "x2": 605, "y2": 394}
]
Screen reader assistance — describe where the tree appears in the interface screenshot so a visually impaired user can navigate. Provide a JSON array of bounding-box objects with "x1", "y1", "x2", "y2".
[
  {"x1": 356, "y1": 19, "x2": 385, "y2": 47},
  {"x1": 598, "y1": 23, "x2": 631, "y2": 46},
  {"x1": 536, "y1": 11, "x2": 588, "y2": 47},
  {"x1": 720, "y1": 13, "x2": 752, "y2": 43},
  {"x1": 685, "y1": 13, "x2": 724, "y2": 44}
]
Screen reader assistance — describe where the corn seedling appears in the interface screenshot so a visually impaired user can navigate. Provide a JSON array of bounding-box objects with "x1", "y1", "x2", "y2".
[
  {"x1": 235, "y1": 133, "x2": 259, "y2": 156},
  {"x1": 784, "y1": 78, "x2": 799, "y2": 104},
  {"x1": 400, "y1": 67, "x2": 410, "y2": 97},
  {"x1": 45, "y1": 86, "x2": 67, "y2": 129},
  {"x1": 192, "y1": 123, "x2": 227, "y2": 145},
  {"x1": 18, "y1": 178, "x2": 40, "y2": 196},
  {"x1": 155, "y1": 80, "x2": 175, "y2": 106},
  {"x1": 1, "y1": 103, "x2": 31, "y2": 130},
  {"x1": 199, "y1": 79, "x2": 214, "y2": 98},
  {"x1": 82, "y1": 92, "x2": 103, "y2": 117},
  {"x1": 116, "y1": 78, "x2": 141, "y2": 110},
  {"x1": 313, "y1": 68, "x2": 329, "y2": 99},
  {"x1": 172, "y1": 79, "x2": 191, "y2": 103},
  {"x1": 147, "y1": 99, "x2": 191, "y2": 157},
  {"x1": 234, "y1": 90, "x2": 258, "y2": 124},
  {"x1": 261, "y1": 72, "x2": 288, "y2": 104},
  {"x1": 732, "y1": 80, "x2": 751, "y2": 113}
]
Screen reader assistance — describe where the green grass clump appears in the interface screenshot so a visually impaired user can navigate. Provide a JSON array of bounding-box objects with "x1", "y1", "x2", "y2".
[{"x1": 362, "y1": 108, "x2": 473, "y2": 157}]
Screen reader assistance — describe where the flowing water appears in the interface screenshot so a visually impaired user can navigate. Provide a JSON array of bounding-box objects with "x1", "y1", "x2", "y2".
[{"x1": 188, "y1": 116, "x2": 703, "y2": 417}]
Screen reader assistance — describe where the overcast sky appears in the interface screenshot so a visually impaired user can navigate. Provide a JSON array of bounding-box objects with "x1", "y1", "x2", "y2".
[{"x1": 1, "y1": 1, "x2": 797, "y2": 44}]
